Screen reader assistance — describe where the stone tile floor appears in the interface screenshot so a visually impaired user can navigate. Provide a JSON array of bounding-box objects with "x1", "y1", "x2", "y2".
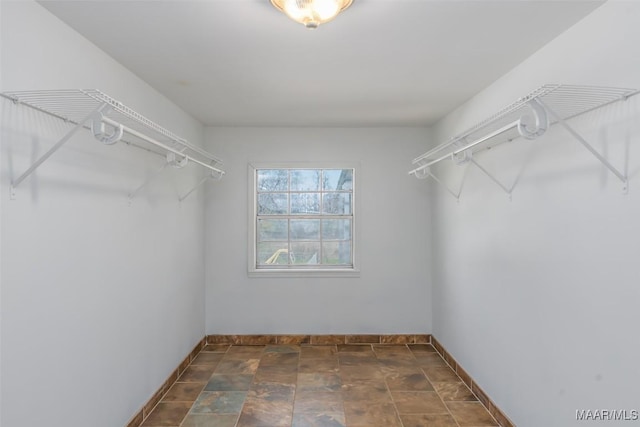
[{"x1": 141, "y1": 343, "x2": 499, "y2": 427}]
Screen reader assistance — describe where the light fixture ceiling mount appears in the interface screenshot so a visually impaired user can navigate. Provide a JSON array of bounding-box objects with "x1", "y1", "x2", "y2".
[{"x1": 270, "y1": 0, "x2": 353, "y2": 29}]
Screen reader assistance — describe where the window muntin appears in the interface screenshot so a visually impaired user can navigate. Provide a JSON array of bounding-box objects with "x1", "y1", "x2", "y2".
[{"x1": 255, "y1": 168, "x2": 354, "y2": 269}]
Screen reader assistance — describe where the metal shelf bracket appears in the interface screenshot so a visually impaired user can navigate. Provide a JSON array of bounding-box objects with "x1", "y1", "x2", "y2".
[
  {"x1": 127, "y1": 161, "x2": 169, "y2": 205},
  {"x1": 469, "y1": 158, "x2": 513, "y2": 200},
  {"x1": 127, "y1": 152, "x2": 191, "y2": 204},
  {"x1": 414, "y1": 166, "x2": 463, "y2": 202},
  {"x1": 539, "y1": 100, "x2": 628, "y2": 194},
  {"x1": 9, "y1": 102, "x2": 110, "y2": 200},
  {"x1": 179, "y1": 170, "x2": 224, "y2": 202}
]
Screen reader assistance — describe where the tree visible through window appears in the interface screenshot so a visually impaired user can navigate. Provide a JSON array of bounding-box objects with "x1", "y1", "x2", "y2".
[{"x1": 255, "y1": 168, "x2": 354, "y2": 269}]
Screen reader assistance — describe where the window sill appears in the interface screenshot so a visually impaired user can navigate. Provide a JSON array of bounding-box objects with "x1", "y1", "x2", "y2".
[{"x1": 248, "y1": 268, "x2": 361, "y2": 278}]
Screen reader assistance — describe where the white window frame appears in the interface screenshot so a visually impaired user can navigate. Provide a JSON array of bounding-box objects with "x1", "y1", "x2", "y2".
[{"x1": 248, "y1": 162, "x2": 360, "y2": 278}]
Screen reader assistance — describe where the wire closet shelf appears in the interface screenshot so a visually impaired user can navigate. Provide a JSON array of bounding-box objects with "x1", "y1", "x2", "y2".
[
  {"x1": 408, "y1": 84, "x2": 639, "y2": 196},
  {"x1": 2, "y1": 89, "x2": 225, "y2": 201}
]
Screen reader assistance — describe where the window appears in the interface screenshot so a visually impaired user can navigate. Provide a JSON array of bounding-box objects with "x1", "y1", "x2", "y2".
[{"x1": 249, "y1": 165, "x2": 358, "y2": 276}]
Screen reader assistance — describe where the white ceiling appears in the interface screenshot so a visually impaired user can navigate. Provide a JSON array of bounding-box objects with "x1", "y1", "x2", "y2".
[{"x1": 40, "y1": 0, "x2": 604, "y2": 127}]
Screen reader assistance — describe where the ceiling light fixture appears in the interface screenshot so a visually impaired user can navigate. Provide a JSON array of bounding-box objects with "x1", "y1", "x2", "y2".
[{"x1": 270, "y1": 0, "x2": 353, "y2": 29}]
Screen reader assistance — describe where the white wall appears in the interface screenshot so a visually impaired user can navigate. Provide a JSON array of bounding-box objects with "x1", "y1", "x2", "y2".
[
  {"x1": 0, "y1": 2, "x2": 3, "y2": 423},
  {"x1": 430, "y1": 2, "x2": 640, "y2": 426},
  {"x1": 205, "y1": 127, "x2": 431, "y2": 334},
  {"x1": 1, "y1": 3, "x2": 206, "y2": 426}
]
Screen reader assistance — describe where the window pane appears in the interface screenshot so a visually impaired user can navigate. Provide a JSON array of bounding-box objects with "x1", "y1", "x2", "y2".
[
  {"x1": 322, "y1": 219, "x2": 351, "y2": 240},
  {"x1": 291, "y1": 193, "x2": 320, "y2": 215},
  {"x1": 322, "y1": 193, "x2": 352, "y2": 215},
  {"x1": 291, "y1": 170, "x2": 320, "y2": 191},
  {"x1": 258, "y1": 193, "x2": 288, "y2": 215},
  {"x1": 257, "y1": 242, "x2": 289, "y2": 265},
  {"x1": 257, "y1": 219, "x2": 288, "y2": 241},
  {"x1": 291, "y1": 241, "x2": 321, "y2": 265},
  {"x1": 290, "y1": 219, "x2": 320, "y2": 240},
  {"x1": 323, "y1": 169, "x2": 353, "y2": 191},
  {"x1": 322, "y1": 241, "x2": 351, "y2": 265},
  {"x1": 257, "y1": 169, "x2": 288, "y2": 192},
  {"x1": 254, "y1": 166, "x2": 355, "y2": 271}
]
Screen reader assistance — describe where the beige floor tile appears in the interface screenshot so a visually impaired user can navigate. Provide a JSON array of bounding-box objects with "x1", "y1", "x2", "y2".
[
  {"x1": 390, "y1": 391, "x2": 449, "y2": 414},
  {"x1": 446, "y1": 401, "x2": 499, "y2": 426}
]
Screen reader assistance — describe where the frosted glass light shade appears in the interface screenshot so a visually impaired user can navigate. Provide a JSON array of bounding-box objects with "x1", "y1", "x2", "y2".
[{"x1": 270, "y1": 0, "x2": 353, "y2": 29}]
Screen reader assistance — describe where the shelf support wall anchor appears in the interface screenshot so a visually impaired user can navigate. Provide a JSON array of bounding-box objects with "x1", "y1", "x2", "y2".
[
  {"x1": 414, "y1": 166, "x2": 463, "y2": 201},
  {"x1": 10, "y1": 102, "x2": 109, "y2": 200},
  {"x1": 179, "y1": 170, "x2": 224, "y2": 202},
  {"x1": 539, "y1": 99, "x2": 628, "y2": 193}
]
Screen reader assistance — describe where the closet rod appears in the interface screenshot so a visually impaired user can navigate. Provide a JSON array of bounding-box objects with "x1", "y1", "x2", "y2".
[
  {"x1": 408, "y1": 120, "x2": 519, "y2": 176},
  {"x1": 101, "y1": 116, "x2": 223, "y2": 176}
]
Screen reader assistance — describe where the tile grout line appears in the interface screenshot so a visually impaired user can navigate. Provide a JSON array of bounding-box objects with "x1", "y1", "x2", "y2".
[
  {"x1": 382, "y1": 343, "x2": 405, "y2": 427},
  {"x1": 297, "y1": 344, "x2": 342, "y2": 425},
  {"x1": 126, "y1": 337, "x2": 206, "y2": 427},
  {"x1": 130, "y1": 336, "x2": 207, "y2": 427},
  {"x1": 397, "y1": 342, "x2": 462, "y2": 427},
  {"x1": 181, "y1": 342, "x2": 228, "y2": 427},
  {"x1": 290, "y1": 347, "x2": 300, "y2": 427},
  {"x1": 430, "y1": 337, "x2": 506, "y2": 427},
  {"x1": 191, "y1": 343, "x2": 240, "y2": 427},
  {"x1": 173, "y1": 342, "x2": 221, "y2": 427},
  {"x1": 422, "y1": 336, "x2": 462, "y2": 427},
  {"x1": 420, "y1": 365, "x2": 475, "y2": 427},
  {"x1": 419, "y1": 365, "x2": 462, "y2": 427},
  {"x1": 230, "y1": 340, "x2": 250, "y2": 427},
  {"x1": 441, "y1": 356, "x2": 494, "y2": 426},
  {"x1": 195, "y1": 343, "x2": 257, "y2": 427},
  {"x1": 178, "y1": 342, "x2": 234, "y2": 427}
]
